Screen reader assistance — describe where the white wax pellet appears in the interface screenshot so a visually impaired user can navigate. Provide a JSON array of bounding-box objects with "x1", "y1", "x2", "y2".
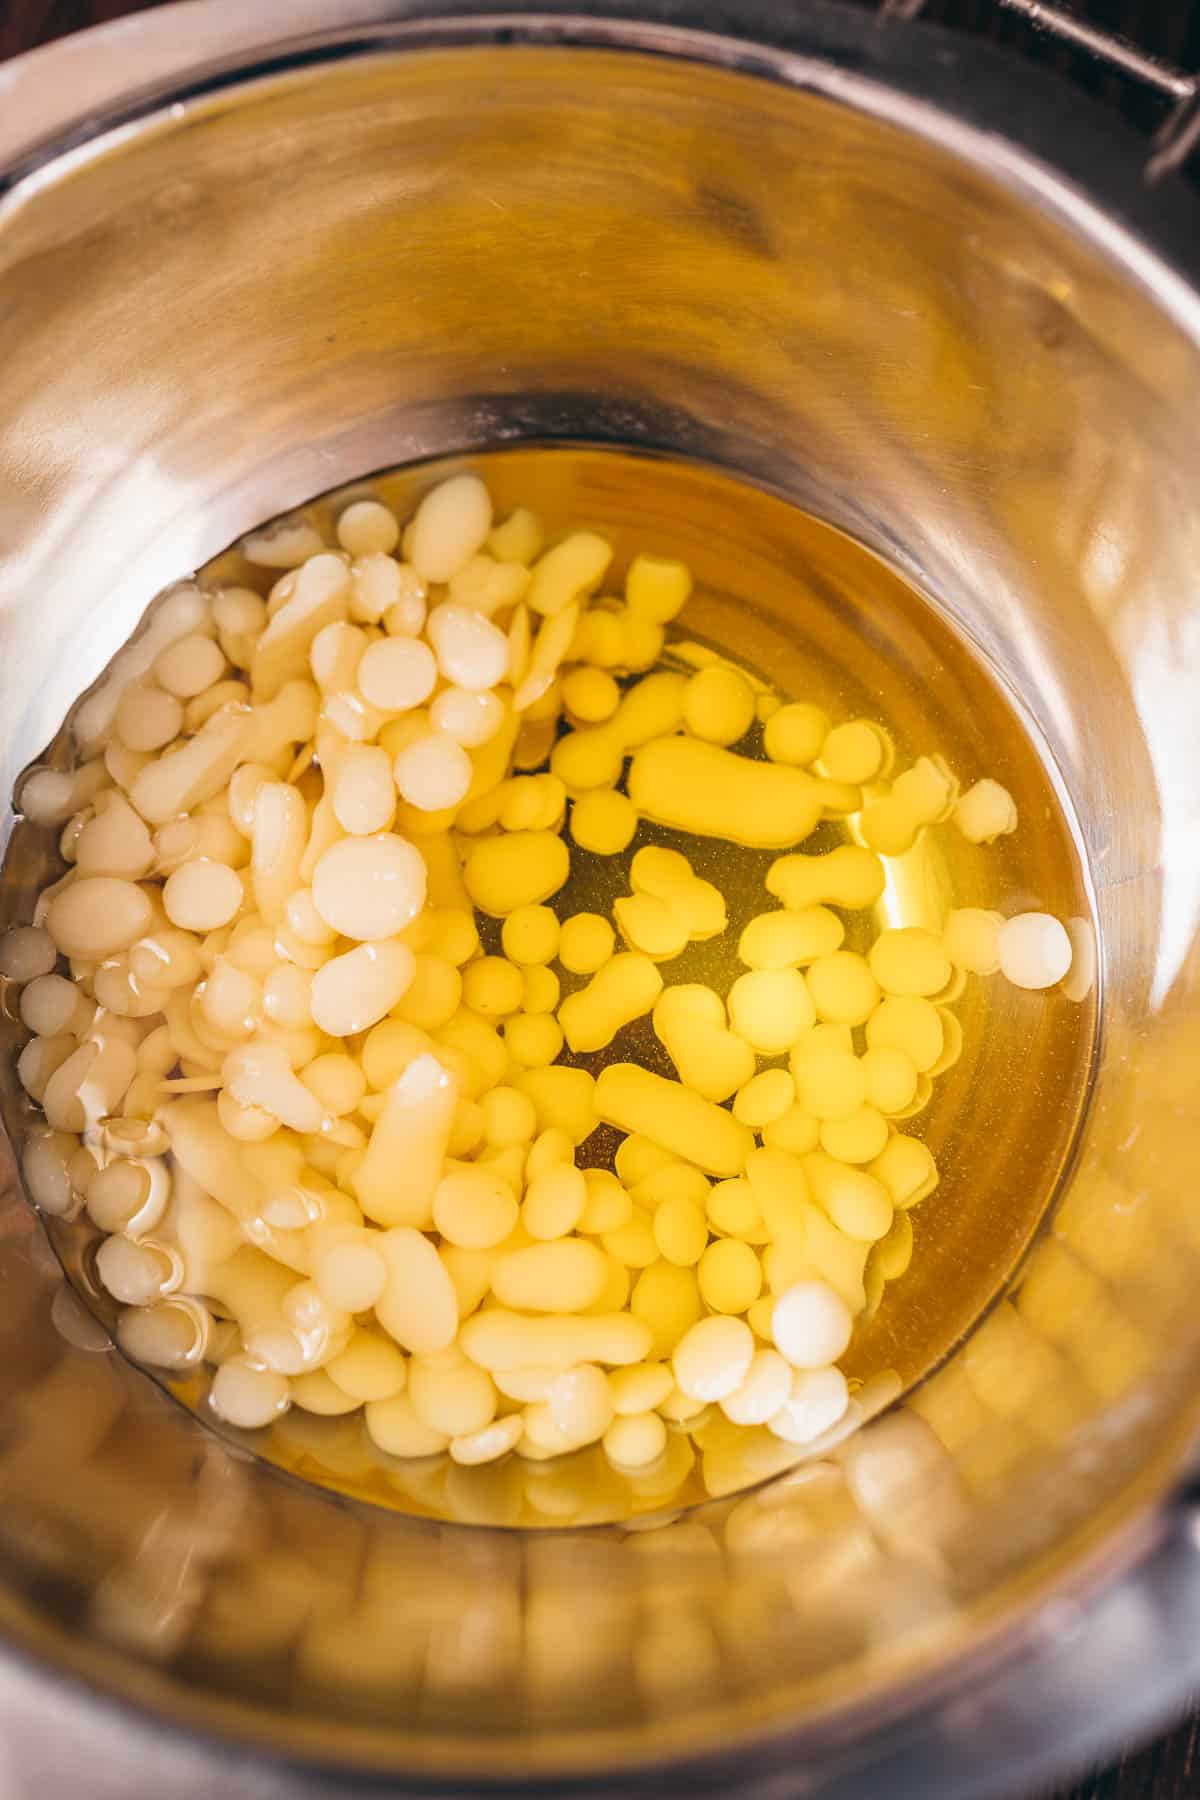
[
  {"x1": 95, "y1": 1236, "x2": 179, "y2": 1306},
  {"x1": 997, "y1": 911, "x2": 1073, "y2": 991},
  {"x1": 0, "y1": 925, "x2": 56, "y2": 982},
  {"x1": 393, "y1": 734, "x2": 473, "y2": 812},
  {"x1": 118, "y1": 1299, "x2": 209, "y2": 1370},
  {"x1": 336, "y1": 499, "x2": 400, "y2": 557},
  {"x1": 163, "y1": 859, "x2": 244, "y2": 931},
  {"x1": 19, "y1": 973, "x2": 85, "y2": 1037},
  {"x1": 720, "y1": 1348, "x2": 794, "y2": 1425},
  {"x1": 408, "y1": 475, "x2": 493, "y2": 583},
  {"x1": 673, "y1": 1316, "x2": 754, "y2": 1402},
  {"x1": 311, "y1": 834, "x2": 427, "y2": 941},
  {"x1": 356, "y1": 635, "x2": 437, "y2": 713},
  {"x1": 331, "y1": 744, "x2": 396, "y2": 835},
  {"x1": 771, "y1": 1281, "x2": 853, "y2": 1369},
  {"x1": 426, "y1": 603, "x2": 509, "y2": 691},
  {"x1": 769, "y1": 1366, "x2": 850, "y2": 1445},
  {"x1": 430, "y1": 685, "x2": 506, "y2": 747},
  {"x1": 45, "y1": 878, "x2": 154, "y2": 960},
  {"x1": 116, "y1": 683, "x2": 184, "y2": 752},
  {"x1": 310, "y1": 940, "x2": 415, "y2": 1037},
  {"x1": 155, "y1": 632, "x2": 226, "y2": 699},
  {"x1": 210, "y1": 1357, "x2": 291, "y2": 1429}
]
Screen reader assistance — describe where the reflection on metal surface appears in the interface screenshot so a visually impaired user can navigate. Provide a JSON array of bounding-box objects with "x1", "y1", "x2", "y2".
[{"x1": 0, "y1": 3, "x2": 1199, "y2": 1795}]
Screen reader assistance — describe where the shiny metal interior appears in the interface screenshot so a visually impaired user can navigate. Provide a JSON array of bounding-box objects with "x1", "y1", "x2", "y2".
[{"x1": 2, "y1": 3, "x2": 1200, "y2": 1794}]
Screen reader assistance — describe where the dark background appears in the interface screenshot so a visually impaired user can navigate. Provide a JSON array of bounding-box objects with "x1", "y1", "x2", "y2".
[{"x1": 3, "y1": 0, "x2": 1200, "y2": 1795}]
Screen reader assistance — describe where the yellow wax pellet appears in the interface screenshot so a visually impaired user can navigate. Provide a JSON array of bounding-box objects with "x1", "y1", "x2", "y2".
[
  {"x1": 943, "y1": 907, "x2": 1004, "y2": 975},
  {"x1": 630, "y1": 1162, "x2": 710, "y2": 1216},
  {"x1": 803, "y1": 1151, "x2": 894, "y2": 1241},
  {"x1": 579, "y1": 1170, "x2": 634, "y2": 1234},
  {"x1": 954, "y1": 778, "x2": 1018, "y2": 844},
  {"x1": 488, "y1": 505, "x2": 543, "y2": 565},
  {"x1": 653, "y1": 1194, "x2": 709, "y2": 1266},
  {"x1": 629, "y1": 845, "x2": 725, "y2": 938},
  {"x1": 859, "y1": 1045, "x2": 920, "y2": 1115},
  {"x1": 408, "y1": 1357, "x2": 497, "y2": 1438},
  {"x1": 733, "y1": 1068, "x2": 797, "y2": 1129},
  {"x1": 597, "y1": 1064, "x2": 753, "y2": 1178},
  {"x1": 527, "y1": 532, "x2": 612, "y2": 617},
  {"x1": 523, "y1": 1163, "x2": 587, "y2": 1239},
  {"x1": 868, "y1": 928, "x2": 952, "y2": 998},
  {"x1": 603, "y1": 1212, "x2": 660, "y2": 1269},
  {"x1": 365, "y1": 1391, "x2": 448, "y2": 1458},
  {"x1": 569, "y1": 608, "x2": 627, "y2": 671},
  {"x1": 765, "y1": 845, "x2": 886, "y2": 911},
  {"x1": 459, "y1": 1308, "x2": 650, "y2": 1372},
  {"x1": 629, "y1": 1261, "x2": 702, "y2": 1360},
  {"x1": 706, "y1": 1177, "x2": 765, "y2": 1242},
  {"x1": 571, "y1": 789, "x2": 638, "y2": 855},
  {"x1": 504, "y1": 1012, "x2": 564, "y2": 1068},
  {"x1": 613, "y1": 893, "x2": 689, "y2": 961},
  {"x1": 462, "y1": 831, "x2": 570, "y2": 917},
  {"x1": 481, "y1": 1085, "x2": 538, "y2": 1147},
  {"x1": 727, "y1": 969, "x2": 815, "y2": 1054},
  {"x1": 761, "y1": 1106, "x2": 821, "y2": 1156},
  {"x1": 327, "y1": 1330, "x2": 408, "y2": 1403},
  {"x1": 870, "y1": 1135, "x2": 939, "y2": 1207},
  {"x1": 558, "y1": 952, "x2": 662, "y2": 1054},
  {"x1": 628, "y1": 737, "x2": 822, "y2": 849},
  {"x1": 614, "y1": 1135, "x2": 676, "y2": 1187},
  {"x1": 562, "y1": 666, "x2": 621, "y2": 723},
  {"x1": 525, "y1": 1125, "x2": 574, "y2": 1180},
  {"x1": 516, "y1": 1065, "x2": 599, "y2": 1144},
  {"x1": 433, "y1": 1166, "x2": 519, "y2": 1249},
  {"x1": 698, "y1": 1238, "x2": 762, "y2": 1314},
  {"x1": 819, "y1": 720, "x2": 886, "y2": 784},
  {"x1": 682, "y1": 666, "x2": 756, "y2": 746},
  {"x1": 301, "y1": 1052, "x2": 367, "y2": 1117},
  {"x1": 738, "y1": 906, "x2": 844, "y2": 970},
  {"x1": 435, "y1": 1011, "x2": 508, "y2": 1097},
  {"x1": 625, "y1": 553, "x2": 692, "y2": 623},
  {"x1": 491, "y1": 1239, "x2": 609, "y2": 1312},
  {"x1": 549, "y1": 722, "x2": 624, "y2": 791},
  {"x1": 395, "y1": 954, "x2": 462, "y2": 1031},
  {"x1": 609, "y1": 1362, "x2": 675, "y2": 1415},
  {"x1": 762, "y1": 702, "x2": 830, "y2": 766},
  {"x1": 603, "y1": 1410, "x2": 668, "y2": 1471},
  {"x1": 462, "y1": 956, "x2": 525, "y2": 1018},
  {"x1": 806, "y1": 951, "x2": 880, "y2": 1026},
  {"x1": 930, "y1": 1008, "x2": 964, "y2": 1076},
  {"x1": 501, "y1": 904, "x2": 560, "y2": 967},
  {"x1": 558, "y1": 911, "x2": 616, "y2": 975},
  {"x1": 653, "y1": 985, "x2": 756, "y2": 1103},
  {"x1": 819, "y1": 1106, "x2": 890, "y2": 1164},
  {"x1": 872, "y1": 1208, "x2": 914, "y2": 1281},
  {"x1": 865, "y1": 995, "x2": 945, "y2": 1072},
  {"x1": 522, "y1": 964, "x2": 561, "y2": 1014},
  {"x1": 361, "y1": 1018, "x2": 430, "y2": 1090}
]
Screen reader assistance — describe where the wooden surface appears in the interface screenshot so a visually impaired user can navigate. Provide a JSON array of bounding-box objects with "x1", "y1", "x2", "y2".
[{"x1": 3, "y1": 0, "x2": 1200, "y2": 1796}]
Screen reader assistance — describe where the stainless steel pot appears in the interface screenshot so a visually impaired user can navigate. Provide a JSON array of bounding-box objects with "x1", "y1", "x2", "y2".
[{"x1": 3, "y1": 4, "x2": 1200, "y2": 1795}]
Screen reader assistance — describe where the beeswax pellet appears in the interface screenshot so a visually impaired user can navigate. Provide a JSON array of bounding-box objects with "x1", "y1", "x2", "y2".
[
  {"x1": 954, "y1": 778, "x2": 1018, "y2": 844},
  {"x1": 944, "y1": 907, "x2": 1004, "y2": 975},
  {"x1": 720, "y1": 1348, "x2": 792, "y2": 1425},
  {"x1": 492, "y1": 1240, "x2": 609, "y2": 1312},
  {"x1": 763, "y1": 702, "x2": 829, "y2": 766},
  {"x1": 869, "y1": 928, "x2": 952, "y2": 997},
  {"x1": 698, "y1": 1239, "x2": 762, "y2": 1313},
  {"x1": 408, "y1": 475, "x2": 493, "y2": 583},
  {"x1": 523, "y1": 1163, "x2": 587, "y2": 1239},
  {"x1": 673, "y1": 1316, "x2": 754, "y2": 1403},
  {"x1": 562, "y1": 667, "x2": 620, "y2": 722},
  {"x1": 596, "y1": 1064, "x2": 753, "y2": 1178},
  {"x1": 311, "y1": 834, "x2": 426, "y2": 941},
  {"x1": 625, "y1": 554, "x2": 692, "y2": 623},
  {"x1": 558, "y1": 953, "x2": 662, "y2": 1054},
  {"x1": 766, "y1": 845, "x2": 886, "y2": 911},
  {"x1": 733, "y1": 1068, "x2": 796, "y2": 1129},
  {"x1": 806, "y1": 952, "x2": 880, "y2": 1026},
  {"x1": 558, "y1": 911, "x2": 615, "y2": 974},
  {"x1": 865, "y1": 995, "x2": 944, "y2": 1072},
  {"x1": 571, "y1": 789, "x2": 638, "y2": 855},
  {"x1": 628, "y1": 738, "x2": 821, "y2": 849},
  {"x1": 683, "y1": 666, "x2": 755, "y2": 745},
  {"x1": 769, "y1": 1366, "x2": 849, "y2": 1444},
  {"x1": 433, "y1": 1167, "x2": 519, "y2": 1249},
  {"x1": 463, "y1": 831, "x2": 569, "y2": 917},
  {"x1": 738, "y1": 906, "x2": 844, "y2": 970},
  {"x1": 820, "y1": 720, "x2": 885, "y2": 784},
  {"x1": 727, "y1": 968, "x2": 815, "y2": 1054},
  {"x1": 501, "y1": 905, "x2": 560, "y2": 967}
]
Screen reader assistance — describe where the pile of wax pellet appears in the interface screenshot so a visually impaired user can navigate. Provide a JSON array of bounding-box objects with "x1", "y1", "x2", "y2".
[{"x1": 0, "y1": 472, "x2": 1088, "y2": 1492}]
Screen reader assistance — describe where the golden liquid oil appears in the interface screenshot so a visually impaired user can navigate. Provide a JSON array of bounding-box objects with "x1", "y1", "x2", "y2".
[{"x1": 42, "y1": 446, "x2": 1098, "y2": 1527}]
